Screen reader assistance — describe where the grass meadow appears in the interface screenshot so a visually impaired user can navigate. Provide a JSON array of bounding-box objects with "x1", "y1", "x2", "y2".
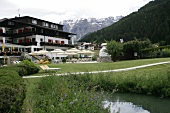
[
  {"x1": 47, "y1": 58, "x2": 170, "y2": 73},
  {"x1": 23, "y1": 58, "x2": 170, "y2": 113}
]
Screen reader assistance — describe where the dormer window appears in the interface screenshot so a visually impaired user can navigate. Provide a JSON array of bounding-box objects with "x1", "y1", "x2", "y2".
[
  {"x1": 45, "y1": 23, "x2": 49, "y2": 27},
  {"x1": 42, "y1": 22, "x2": 49, "y2": 27},
  {"x1": 51, "y1": 24, "x2": 54, "y2": 28},
  {"x1": 32, "y1": 19, "x2": 37, "y2": 24},
  {"x1": 54, "y1": 25, "x2": 58, "y2": 29},
  {"x1": 8, "y1": 21, "x2": 14, "y2": 25},
  {"x1": 42, "y1": 22, "x2": 45, "y2": 26}
]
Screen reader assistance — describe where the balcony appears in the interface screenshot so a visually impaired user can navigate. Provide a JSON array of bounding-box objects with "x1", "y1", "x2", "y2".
[
  {"x1": 12, "y1": 31, "x2": 37, "y2": 38},
  {"x1": 14, "y1": 41, "x2": 37, "y2": 46},
  {"x1": 40, "y1": 42, "x2": 74, "y2": 48}
]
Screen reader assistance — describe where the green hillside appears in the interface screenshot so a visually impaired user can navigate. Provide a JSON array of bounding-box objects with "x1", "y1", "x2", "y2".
[{"x1": 80, "y1": 0, "x2": 170, "y2": 45}]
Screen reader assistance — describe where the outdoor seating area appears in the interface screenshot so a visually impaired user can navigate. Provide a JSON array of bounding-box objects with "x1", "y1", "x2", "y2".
[
  {"x1": 66, "y1": 58, "x2": 92, "y2": 63},
  {"x1": 29, "y1": 48, "x2": 96, "y2": 64}
]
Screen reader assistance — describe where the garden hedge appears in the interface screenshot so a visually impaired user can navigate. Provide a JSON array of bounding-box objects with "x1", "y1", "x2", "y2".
[{"x1": 0, "y1": 69, "x2": 26, "y2": 113}]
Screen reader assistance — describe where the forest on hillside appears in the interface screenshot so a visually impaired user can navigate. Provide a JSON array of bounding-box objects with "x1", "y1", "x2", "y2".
[{"x1": 80, "y1": 0, "x2": 170, "y2": 46}]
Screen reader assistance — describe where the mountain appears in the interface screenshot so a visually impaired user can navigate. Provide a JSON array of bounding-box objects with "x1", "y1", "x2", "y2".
[
  {"x1": 60, "y1": 16, "x2": 123, "y2": 40},
  {"x1": 79, "y1": 0, "x2": 170, "y2": 45}
]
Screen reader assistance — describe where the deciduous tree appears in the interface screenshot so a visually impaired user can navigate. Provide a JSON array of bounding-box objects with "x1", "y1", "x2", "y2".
[{"x1": 106, "y1": 40, "x2": 123, "y2": 62}]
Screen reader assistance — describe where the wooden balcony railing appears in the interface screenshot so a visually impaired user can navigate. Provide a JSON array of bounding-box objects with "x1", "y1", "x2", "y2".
[{"x1": 14, "y1": 41, "x2": 37, "y2": 46}]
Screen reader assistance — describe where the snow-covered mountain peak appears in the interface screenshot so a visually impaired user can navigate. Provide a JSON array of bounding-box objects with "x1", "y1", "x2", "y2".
[{"x1": 60, "y1": 16, "x2": 123, "y2": 40}]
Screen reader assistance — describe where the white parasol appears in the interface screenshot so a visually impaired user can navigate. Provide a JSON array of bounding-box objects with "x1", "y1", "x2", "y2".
[
  {"x1": 78, "y1": 50, "x2": 94, "y2": 54},
  {"x1": 37, "y1": 50, "x2": 49, "y2": 54},
  {"x1": 66, "y1": 48, "x2": 81, "y2": 53},
  {"x1": 28, "y1": 51, "x2": 41, "y2": 55},
  {"x1": 51, "y1": 49, "x2": 64, "y2": 53}
]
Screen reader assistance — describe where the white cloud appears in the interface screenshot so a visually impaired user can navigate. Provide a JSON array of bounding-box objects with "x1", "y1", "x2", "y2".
[{"x1": 0, "y1": 0, "x2": 152, "y2": 23}]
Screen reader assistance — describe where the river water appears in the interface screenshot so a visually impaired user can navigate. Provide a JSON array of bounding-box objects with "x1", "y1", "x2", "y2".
[{"x1": 103, "y1": 93, "x2": 170, "y2": 113}]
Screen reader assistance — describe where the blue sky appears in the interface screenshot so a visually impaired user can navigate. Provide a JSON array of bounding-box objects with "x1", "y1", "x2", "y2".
[{"x1": 0, "y1": 0, "x2": 153, "y2": 23}]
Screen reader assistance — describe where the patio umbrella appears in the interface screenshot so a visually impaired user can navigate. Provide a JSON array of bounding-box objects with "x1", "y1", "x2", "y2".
[
  {"x1": 28, "y1": 51, "x2": 41, "y2": 55},
  {"x1": 65, "y1": 52, "x2": 77, "y2": 55},
  {"x1": 66, "y1": 48, "x2": 81, "y2": 53},
  {"x1": 37, "y1": 50, "x2": 49, "y2": 54},
  {"x1": 51, "y1": 49, "x2": 64, "y2": 53},
  {"x1": 57, "y1": 51, "x2": 77, "y2": 55},
  {"x1": 50, "y1": 49, "x2": 65, "y2": 60},
  {"x1": 78, "y1": 50, "x2": 94, "y2": 54}
]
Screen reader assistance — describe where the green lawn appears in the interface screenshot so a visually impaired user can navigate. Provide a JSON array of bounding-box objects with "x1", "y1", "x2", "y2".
[{"x1": 47, "y1": 57, "x2": 170, "y2": 73}]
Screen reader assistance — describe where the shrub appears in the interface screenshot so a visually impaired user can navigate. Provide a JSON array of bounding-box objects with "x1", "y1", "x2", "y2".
[
  {"x1": 92, "y1": 55, "x2": 97, "y2": 61},
  {"x1": 20, "y1": 60, "x2": 39, "y2": 75},
  {"x1": 62, "y1": 58, "x2": 66, "y2": 63},
  {"x1": 161, "y1": 48, "x2": 170, "y2": 57},
  {"x1": 1, "y1": 60, "x2": 39, "y2": 76},
  {"x1": 0, "y1": 69, "x2": 26, "y2": 113}
]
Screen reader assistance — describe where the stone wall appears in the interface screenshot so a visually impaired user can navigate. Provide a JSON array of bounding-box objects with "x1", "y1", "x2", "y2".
[{"x1": 97, "y1": 56, "x2": 112, "y2": 62}]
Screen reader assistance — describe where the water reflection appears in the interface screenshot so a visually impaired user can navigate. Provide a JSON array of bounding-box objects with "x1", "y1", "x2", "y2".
[
  {"x1": 103, "y1": 93, "x2": 170, "y2": 113},
  {"x1": 103, "y1": 100, "x2": 149, "y2": 113}
]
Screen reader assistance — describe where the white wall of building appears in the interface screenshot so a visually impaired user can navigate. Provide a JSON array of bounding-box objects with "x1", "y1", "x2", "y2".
[
  {"x1": 77, "y1": 42, "x2": 94, "y2": 50},
  {"x1": 35, "y1": 35, "x2": 68, "y2": 45},
  {"x1": 0, "y1": 27, "x2": 5, "y2": 33}
]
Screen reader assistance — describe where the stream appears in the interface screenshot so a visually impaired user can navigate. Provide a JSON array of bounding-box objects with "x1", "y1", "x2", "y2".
[{"x1": 103, "y1": 93, "x2": 170, "y2": 113}]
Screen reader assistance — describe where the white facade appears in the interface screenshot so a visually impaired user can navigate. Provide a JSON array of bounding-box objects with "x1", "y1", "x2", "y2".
[
  {"x1": 78, "y1": 42, "x2": 94, "y2": 50},
  {"x1": 35, "y1": 35, "x2": 68, "y2": 46},
  {"x1": 99, "y1": 43, "x2": 110, "y2": 57},
  {"x1": 0, "y1": 34, "x2": 71, "y2": 59}
]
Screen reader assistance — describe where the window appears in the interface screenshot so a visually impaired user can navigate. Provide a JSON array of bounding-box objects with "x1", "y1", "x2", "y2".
[
  {"x1": 32, "y1": 19, "x2": 37, "y2": 24},
  {"x1": 42, "y1": 22, "x2": 46, "y2": 27},
  {"x1": 45, "y1": 23, "x2": 49, "y2": 27},
  {"x1": 8, "y1": 21, "x2": 14, "y2": 25},
  {"x1": 51, "y1": 24, "x2": 54, "y2": 28},
  {"x1": 48, "y1": 39, "x2": 52, "y2": 43},
  {"x1": 0, "y1": 29, "x2": 3, "y2": 33},
  {"x1": 42, "y1": 22, "x2": 49, "y2": 27},
  {"x1": 41, "y1": 29, "x2": 43, "y2": 33},
  {"x1": 18, "y1": 29, "x2": 22, "y2": 33},
  {"x1": 54, "y1": 25, "x2": 58, "y2": 29},
  {"x1": 40, "y1": 38, "x2": 43, "y2": 42},
  {"x1": 32, "y1": 38, "x2": 35, "y2": 42},
  {"x1": 61, "y1": 41, "x2": 64, "y2": 44},
  {"x1": 26, "y1": 38, "x2": 30, "y2": 42},
  {"x1": 56, "y1": 40, "x2": 60, "y2": 44}
]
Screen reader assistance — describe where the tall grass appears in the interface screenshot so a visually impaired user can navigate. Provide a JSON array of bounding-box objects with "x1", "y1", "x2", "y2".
[
  {"x1": 32, "y1": 63, "x2": 170, "y2": 112},
  {"x1": 32, "y1": 75, "x2": 108, "y2": 113}
]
